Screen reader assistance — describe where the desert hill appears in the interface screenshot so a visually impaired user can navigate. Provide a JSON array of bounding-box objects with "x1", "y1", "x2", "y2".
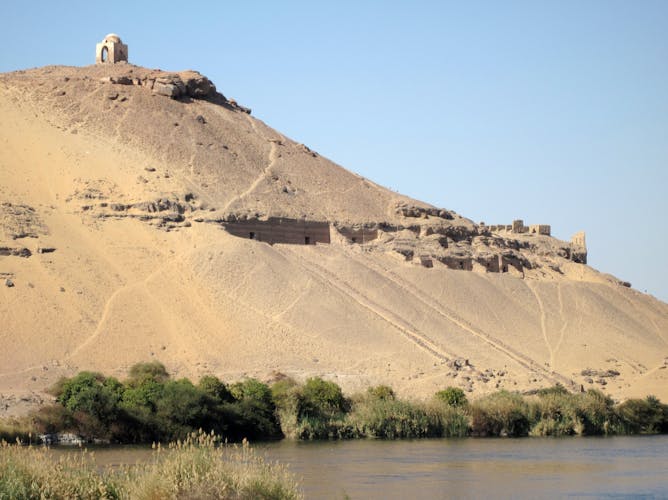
[{"x1": 1, "y1": 63, "x2": 667, "y2": 415}]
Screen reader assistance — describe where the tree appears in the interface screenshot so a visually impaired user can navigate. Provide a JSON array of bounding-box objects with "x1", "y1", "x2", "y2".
[
  {"x1": 198, "y1": 375, "x2": 233, "y2": 403},
  {"x1": 57, "y1": 372, "x2": 123, "y2": 425},
  {"x1": 228, "y1": 379, "x2": 281, "y2": 440}
]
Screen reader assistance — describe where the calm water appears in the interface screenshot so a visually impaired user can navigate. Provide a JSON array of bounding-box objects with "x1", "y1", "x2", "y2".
[{"x1": 61, "y1": 436, "x2": 668, "y2": 499}]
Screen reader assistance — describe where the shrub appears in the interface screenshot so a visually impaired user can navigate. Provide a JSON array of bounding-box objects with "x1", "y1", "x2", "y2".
[
  {"x1": 367, "y1": 385, "x2": 396, "y2": 401},
  {"x1": 616, "y1": 396, "x2": 667, "y2": 434},
  {"x1": 434, "y1": 387, "x2": 468, "y2": 408},
  {"x1": 573, "y1": 389, "x2": 617, "y2": 435},
  {"x1": 154, "y1": 379, "x2": 219, "y2": 440},
  {"x1": 30, "y1": 404, "x2": 72, "y2": 435},
  {"x1": 229, "y1": 379, "x2": 282, "y2": 440},
  {"x1": 300, "y1": 378, "x2": 348, "y2": 420},
  {"x1": 271, "y1": 378, "x2": 301, "y2": 439},
  {"x1": 529, "y1": 388, "x2": 579, "y2": 436},
  {"x1": 469, "y1": 391, "x2": 530, "y2": 437},
  {"x1": 127, "y1": 361, "x2": 170, "y2": 386},
  {"x1": 198, "y1": 375, "x2": 233, "y2": 403}
]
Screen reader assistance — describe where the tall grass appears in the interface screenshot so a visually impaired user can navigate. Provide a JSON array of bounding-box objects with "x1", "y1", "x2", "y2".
[
  {"x1": 0, "y1": 431, "x2": 302, "y2": 499},
  {"x1": 345, "y1": 392, "x2": 468, "y2": 439},
  {"x1": 0, "y1": 418, "x2": 35, "y2": 444},
  {"x1": 527, "y1": 388, "x2": 619, "y2": 436}
]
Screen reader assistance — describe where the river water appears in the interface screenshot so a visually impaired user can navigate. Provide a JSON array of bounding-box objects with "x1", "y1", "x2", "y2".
[
  {"x1": 61, "y1": 436, "x2": 668, "y2": 499},
  {"x1": 258, "y1": 436, "x2": 668, "y2": 499}
]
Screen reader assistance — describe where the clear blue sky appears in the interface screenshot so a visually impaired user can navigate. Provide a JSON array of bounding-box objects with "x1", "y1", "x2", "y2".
[{"x1": 2, "y1": 1, "x2": 667, "y2": 301}]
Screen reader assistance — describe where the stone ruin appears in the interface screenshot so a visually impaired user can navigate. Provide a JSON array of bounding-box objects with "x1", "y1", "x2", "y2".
[
  {"x1": 570, "y1": 231, "x2": 587, "y2": 264},
  {"x1": 96, "y1": 34, "x2": 128, "y2": 64},
  {"x1": 485, "y1": 219, "x2": 551, "y2": 236}
]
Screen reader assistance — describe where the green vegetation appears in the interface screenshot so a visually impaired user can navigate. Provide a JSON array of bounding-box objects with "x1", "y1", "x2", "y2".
[
  {"x1": 4, "y1": 364, "x2": 668, "y2": 445},
  {"x1": 0, "y1": 431, "x2": 301, "y2": 499}
]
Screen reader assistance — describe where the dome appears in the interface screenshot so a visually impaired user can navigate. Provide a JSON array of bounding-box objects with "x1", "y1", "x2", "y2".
[{"x1": 104, "y1": 33, "x2": 122, "y2": 43}]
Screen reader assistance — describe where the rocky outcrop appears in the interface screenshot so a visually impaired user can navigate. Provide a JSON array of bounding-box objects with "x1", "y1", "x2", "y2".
[
  {"x1": 98, "y1": 68, "x2": 251, "y2": 113},
  {"x1": 0, "y1": 203, "x2": 48, "y2": 240},
  {"x1": 0, "y1": 246, "x2": 31, "y2": 257},
  {"x1": 395, "y1": 203, "x2": 454, "y2": 220}
]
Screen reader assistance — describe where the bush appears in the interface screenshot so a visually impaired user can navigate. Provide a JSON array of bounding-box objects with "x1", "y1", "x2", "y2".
[
  {"x1": 434, "y1": 387, "x2": 468, "y2": 408},
  {"x1": 617, "y1": 396, "x2": 667, "y2": 434},
  {"x1": 228, "y1": 379, "x2": 282, "y2": 441},
  {"x1": 31, "y1": 404, "x2": 72, "y2": 435},
  {"x1": 573, "y1": 389, "x2": 617, "y2": 435},
  {"x1": 154, "y1": 379, "x2": 219, "y2": 440},
  {"x1": 529, "y1": 388, "x2": 579, "y2": 436},
  {"x1": 198, "y1": 375, "x2": 233, "y2": 403},
  {"x1": 127, "y1": 361, "x2": 170, "y2": 386},
  {"x1": 271, "y1": 378, "x2": 301, "y2": 439},
  {"x1": 367, "y1": 385, "x2": 396, "y2": 401},
  {"x1": 470, "y1": 391, "x2": 530, "y2": 437},
  {"x1": 300, "y1": 378, "x2": 348, "y2": 420}
]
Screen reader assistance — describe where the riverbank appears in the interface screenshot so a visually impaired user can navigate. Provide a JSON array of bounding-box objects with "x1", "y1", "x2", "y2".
[{"x1": 1, "y1": 362, "x2": 667, "y2": 445}]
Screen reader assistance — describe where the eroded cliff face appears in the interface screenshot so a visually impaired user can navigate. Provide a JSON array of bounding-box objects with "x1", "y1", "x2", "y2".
[{"x1": 0, "y1": 65, "x2": 666, "y2": 415}]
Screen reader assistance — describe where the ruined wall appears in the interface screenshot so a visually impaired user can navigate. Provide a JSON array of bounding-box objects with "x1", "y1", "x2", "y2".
[
  {"x1": 500, "y1": 254, "x2": 525, "y2": 276},
  {"x1": 512, "y1": 219, "x2": 526, "y2": 233},
  {"x1": 529, "y1": 224, "x2": 551, "y2": 236},
  {"x1": 335, "y1": 225, "x2": 379, "y2": 244},
  {"x1": 570, "y1": 231, "x2": 587, "y2": 264},
  {"x1": 222, "y1": 217, "x2": 330, "y2": 245},
  {"x1": 439, "y1": 256, "x2": 473, "y2": 271},
  {"x1": 476, "y1": 255, "x2": 501, "y2": 273},
  {"x1": 489, "y1": 220, "x2": 550, "y2": 236}
]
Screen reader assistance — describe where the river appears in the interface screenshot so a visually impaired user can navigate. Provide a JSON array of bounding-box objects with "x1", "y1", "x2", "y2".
[{"x1": 61, "y1": 435, "x2": 668, "y2": 499}]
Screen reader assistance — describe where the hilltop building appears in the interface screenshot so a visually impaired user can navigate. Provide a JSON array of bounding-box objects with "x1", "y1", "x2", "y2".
[{"x1": 96, "y1": 34, "x2": 128, "y2": 64}]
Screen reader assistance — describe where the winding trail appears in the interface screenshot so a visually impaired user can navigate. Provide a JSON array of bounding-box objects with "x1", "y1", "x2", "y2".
[
  {"x1": 553, "y1": 283, "x2": 568, "y2": 367},
  {"x1": 220, "y1": 115, "x2": 279, "y2": 214},
  {"x1": 65, "y1": 262, "x2": 170, "y2": 360},
  {"x1": 526, "y1": 280, "x2": 554, "y2": 369}
]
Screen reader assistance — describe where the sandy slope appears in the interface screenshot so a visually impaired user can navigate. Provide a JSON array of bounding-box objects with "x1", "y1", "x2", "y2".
[{"x1": 0, "y1": 65, "x2": 666, "y2": 416}]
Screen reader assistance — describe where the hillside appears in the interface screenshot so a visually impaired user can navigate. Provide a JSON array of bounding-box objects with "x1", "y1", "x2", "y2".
[{"x1": 1, "y1": 63, "x2": 667, "y2": 415}]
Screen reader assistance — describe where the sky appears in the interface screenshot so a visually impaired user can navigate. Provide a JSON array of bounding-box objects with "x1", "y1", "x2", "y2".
[{"x1": 1, "y1": 1, "x2": 667, "y2": 301}]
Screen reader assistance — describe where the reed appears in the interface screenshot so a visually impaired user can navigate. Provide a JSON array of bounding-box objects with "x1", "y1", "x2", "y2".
[{"x1": 0, "y1": 431, "x2": 302, "y2": 499}]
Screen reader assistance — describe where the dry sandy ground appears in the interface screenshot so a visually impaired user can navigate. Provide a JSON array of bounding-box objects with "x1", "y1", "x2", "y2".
[{"x1": 0, "y1": 65, "x2": 666, "y2": 416}]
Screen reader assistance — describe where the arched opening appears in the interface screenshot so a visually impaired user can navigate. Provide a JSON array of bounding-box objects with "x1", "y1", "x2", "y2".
[
  {"x1": 101, "y1": 46, "x2": 108, "y2": 63},
  {"x1": 305, "y1": 236, "x2": 310, "y2": 245}
]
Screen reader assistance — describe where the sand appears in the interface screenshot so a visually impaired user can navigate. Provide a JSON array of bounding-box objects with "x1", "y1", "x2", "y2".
[{"x1": 0, "y1": 65, "x2": 666, "y2": 416}]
